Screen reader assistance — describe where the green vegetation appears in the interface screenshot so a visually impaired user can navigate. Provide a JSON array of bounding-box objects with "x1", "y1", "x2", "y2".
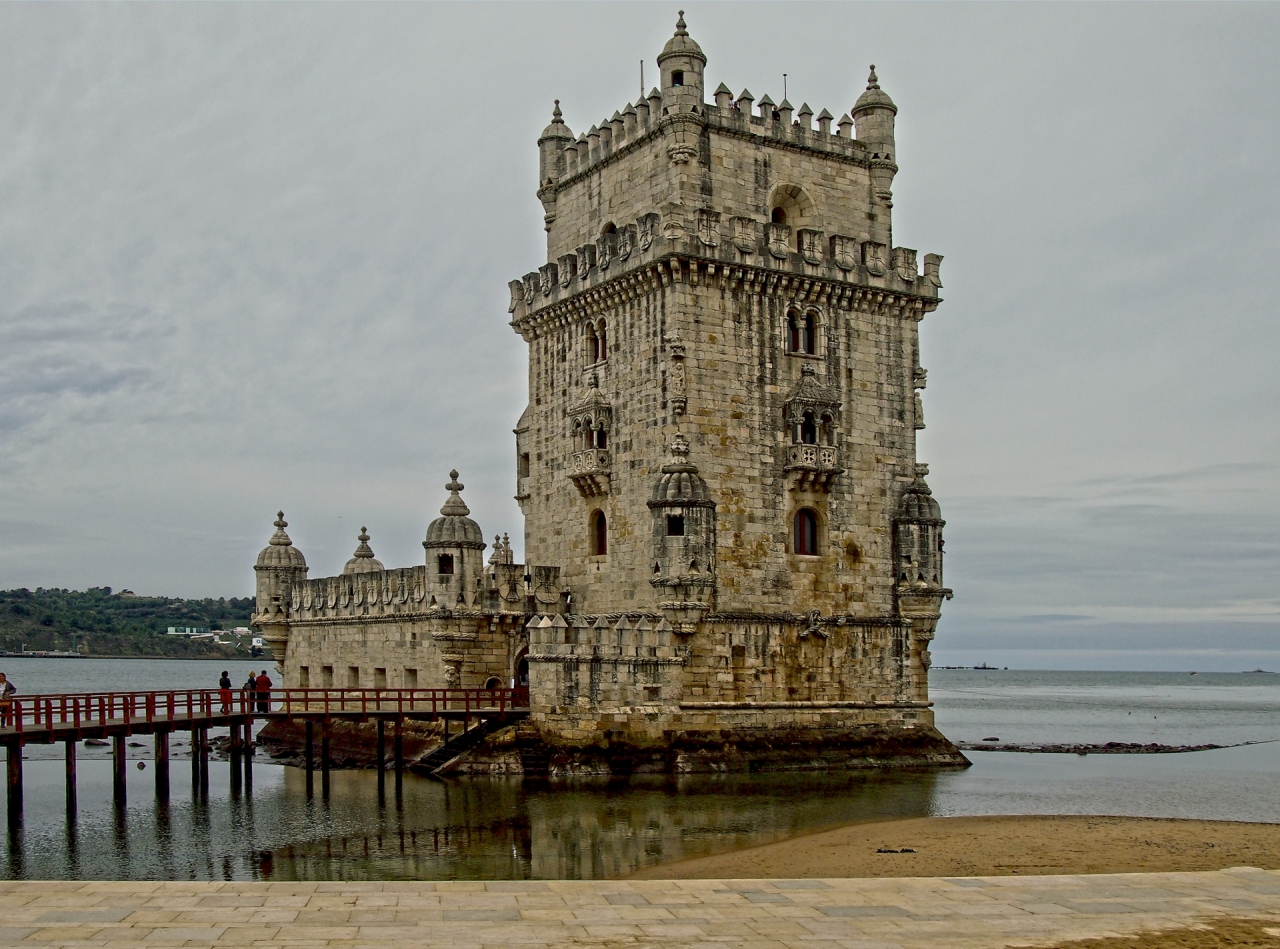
[{"x1": 0, "y1": 587, "x2": 256, "y2": 658}]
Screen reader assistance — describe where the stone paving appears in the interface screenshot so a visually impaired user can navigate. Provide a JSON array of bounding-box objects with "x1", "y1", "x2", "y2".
[{"x1": 1, "y1": 869, "x2": 1279, "y2": 947}]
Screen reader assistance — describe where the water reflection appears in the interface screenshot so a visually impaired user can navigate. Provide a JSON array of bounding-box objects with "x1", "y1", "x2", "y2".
[{"x1": 1, "y1": 759, "x2": 944, "y2": 881}]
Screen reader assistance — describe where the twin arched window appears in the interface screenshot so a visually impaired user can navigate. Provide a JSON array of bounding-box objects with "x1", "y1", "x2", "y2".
[
  {"x1": 591, "y1": 511, "x2": 608, "y2": 556},
  {"x1": 787, "y1": 311, "x2": 816, "y2": 355},
  {"x1": 793, "y1": 509, "x2": 819, "y2": 556},
  {"x1": 794, "y1": 410, "x2": 836, "y2": 446},
  {"x1": 586, "y1": 319, "x2": 608, "y2": 364}
]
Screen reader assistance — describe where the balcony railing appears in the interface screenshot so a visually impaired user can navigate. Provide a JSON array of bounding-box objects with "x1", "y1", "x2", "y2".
[
  {"x1": 569, "y1": 448, "x2": 611, "y2": 497},
  {"x1": 785, "y1": 443, "x2": 843, "y2": 491}
]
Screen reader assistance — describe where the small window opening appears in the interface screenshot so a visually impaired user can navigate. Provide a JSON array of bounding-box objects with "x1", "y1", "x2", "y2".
[
  {"x1": 484, "y1": 676, "x2": 503, "y2": 690},
  {"x1": 794, "y1": 509, "x2": 819, "y2": 556},
  {"x1": 591, "y1": 511, "x2": 608, "y2": 556},
  {"x1": 666, "y1": 514, "x2": 685, "y2": 536},
  {"x1": 519, "y1": 452, "x2": 531, "y2": 479},
  {"x1": 802, "y1": 313, "x2": 816, "y2": 354},
  {"x1": 800, "y1": 412, "x2": 818, "y2": 445},
  {"x1": 347, "y1": 666, "x2": 360, "y2": 688},
  {"x1": 595, "y1": 427, "x2": 608, "y2": 449},
  {"x1": 437, "y1": 553, "x2": 454, "y2": 575},
  {"x1": 321, "y1": 665, "x2": 334, "y2": 687},
  {"x1": 404, "y1": 667, "x2": 418, "y2": 688},
  {"x1": 672, "y1": 70, "x2": 684, "y2": 87},
  {"x1": 787, "y1": 313, "x2": 801, "y2": 352},
  {"x1": 771, "y1": 207, "x2": 787, "y2": 224},
  {"x1": 298, "y1": 666, "x2": 310, "y2": 688},
  {"x1": 587, "y1": 323, "x2": 600, "y2": 364},
  {"x1": 374, "y1": 667, "x2": 387, "y2": 689}
]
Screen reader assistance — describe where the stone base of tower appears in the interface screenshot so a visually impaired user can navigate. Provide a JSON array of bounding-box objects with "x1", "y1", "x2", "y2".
[{"x1": 448, "y1": 707, "x2": 966, "y2": 777}]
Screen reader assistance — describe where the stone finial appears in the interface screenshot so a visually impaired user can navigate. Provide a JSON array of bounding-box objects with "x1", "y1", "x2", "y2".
[
  {"x1": 352, "y1": 527, "x2": 375, "y2": 559},
  {"x1": 552, "y1": 99, "x2": 563, "y2": 123},
  {"x1": 867, "y1": 65, "x2": 879, "y2": 90},
  {"x1": 440, "y1": 470, "x2": 471, "y2": 517},
  {"x1": 675, "y1": 10, "x2": 687, "y2": 35},
  {"x1": 269, "y1": 512, "x2": 292, "y2": 546},
  {"x1": 669, "y1": 432, "x2": 690, "y2": 462}
]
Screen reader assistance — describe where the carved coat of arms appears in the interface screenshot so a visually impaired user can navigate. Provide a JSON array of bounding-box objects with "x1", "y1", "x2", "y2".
[
  {"x1": 894, "y1": 247, "x2": 918, "y2": 283},
  {"x1": 767, "y1": 222, "x2": 791, "y2": 260},
  {"x1": 830, "y1": 235, "x2": 857, "y2": 272},
  {"x1": 862, "y1": 241, "x2": 887, "y2": 276},
  {"x1": 637, "y1": 213, "x2": 659, "y2": 251},
  {"x1": 731, "y1": 217, "x2": 758, "y2": 255},
  {"x1": 696, "y1": 209, "x2": 720, "y2": 247},
  {"x1": 798, "y1": 229, "x2": 824, "y2": 266}
]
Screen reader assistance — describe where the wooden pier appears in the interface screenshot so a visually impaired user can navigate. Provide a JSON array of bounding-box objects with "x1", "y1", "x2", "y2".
[{"x1": 0, "y1": 687, "x2": 528, "y2": 827}]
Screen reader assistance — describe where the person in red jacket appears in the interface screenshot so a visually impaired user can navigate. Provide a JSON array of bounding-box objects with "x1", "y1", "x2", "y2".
[{"x1": 254, "y1": 670, "x2": 272, "y2": 714}]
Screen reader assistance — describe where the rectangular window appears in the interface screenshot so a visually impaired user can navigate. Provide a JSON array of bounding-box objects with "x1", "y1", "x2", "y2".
[
  {"x1": 518, "y1": 452, "x2": 531, "y2": 479},
  {"x1": 437, "y1": 554, "x2": 454, "y2": 575},
  {"x1": 321, "y1": 665, "x2": 334, "y2": 688},
  {"x1": 347, "y1": 666, "x2": 360, "y2": 688},
  {"x1": 298, "y1": 666, "x2": 310, "y2": 688},
  {"x1": 374, "y1": 667, "x2": 387, "y2": 689},
  {"x1": 666, "y1": 514, "x2": 685, "y2": 536},
  {"x1": 404, "y1": 667, "x2": 418, "y2": 688}
]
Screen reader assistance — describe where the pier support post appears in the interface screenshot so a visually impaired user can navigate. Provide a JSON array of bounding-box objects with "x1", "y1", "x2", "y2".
[
  {"x1": 6, "y1": 740, "x2": 22, "y2": 828},
  {"x1": 320, "y1": 721, "x2": 331, "y2": 798},
  {"x1": 154, "y1": 731, "x2": 169, "y2": 802},
  {"x1": 304, "y1": 720, "x2": 314, "y2": 798},
  {"x1": 190, "y1": 726, "x2": 200, "y2": 791},
  {"x1": 376, "y1": 719, "x2": 386, "y2": 802},
  {"x1": 112, "y1": 734, "x2": 127, "y2": 810},
  {"x1": 242, "y1": 722, "x2": 253, "y2": 792},
  {"x1": 394, "y1": 718, "x2": 404, "y2": 800},
  {"x1": 229, "y1": 719, "x2": 242, "y2": 796},
  {"x1": 64, "y1": 739, "x2": 77, "y2": 817},
  {"x1": 197, "y1": 726, "x2": 209, "y2": 796}
]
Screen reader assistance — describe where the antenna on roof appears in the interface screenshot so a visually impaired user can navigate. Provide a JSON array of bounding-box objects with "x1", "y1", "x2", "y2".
[
  {"x1": 783, "y1": 73, "x2": 787, "y2": 100},
  {"x1": 640, "y1": 61, "x2": 645, "y2": 98}
]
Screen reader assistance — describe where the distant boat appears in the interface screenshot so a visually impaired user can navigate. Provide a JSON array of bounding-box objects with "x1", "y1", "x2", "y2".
[{"x1": 1244, "y1": 668, "x2": 1276, "y2": 674}]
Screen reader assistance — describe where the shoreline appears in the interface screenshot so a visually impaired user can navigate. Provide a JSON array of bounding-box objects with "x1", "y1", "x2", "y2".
[{"x1": 623, "y1": 814, "x2": 1280, "y2": 880}]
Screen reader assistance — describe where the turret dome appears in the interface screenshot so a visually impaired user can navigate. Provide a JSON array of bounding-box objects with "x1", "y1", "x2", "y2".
[
  {"x1": 256, "y1": 512, "x2": 307, "y2": 568},
  {"x1": 424, "y1": 470, "x2": 486, "y2": 549},
  {"x1": 853, "y1": 65, "x2": 897, "y2": 116},
  {"x1": 650, "y1": 434, "x2": 714, "y2": 507},
  {"x1": 343, "y1": 527, "x2": 384, "y2": 575},
  {"x1": 657, "y1": 11, "x2": 706, "y2": 65},
  {"x1": 897, "y1": 465, "x2": 943, "y2": 523}
]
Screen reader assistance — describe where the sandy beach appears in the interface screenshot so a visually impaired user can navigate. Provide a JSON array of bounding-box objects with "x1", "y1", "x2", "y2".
[{"x1": 626, "y1": 815, "x2": 1280, "y2": 880}]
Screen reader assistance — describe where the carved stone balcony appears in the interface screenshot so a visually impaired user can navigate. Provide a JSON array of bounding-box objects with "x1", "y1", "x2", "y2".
[
  {"x1": 569, "y1": 448, "x2": 611, "y2": 497},
  {"x1": 785, "y1": 443, "x2": 843, "y2": 492}
]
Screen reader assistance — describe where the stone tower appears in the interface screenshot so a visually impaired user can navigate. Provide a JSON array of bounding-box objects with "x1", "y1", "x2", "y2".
[{"x1": 508, "y1": 14, "x2": 954, "y2": 760}]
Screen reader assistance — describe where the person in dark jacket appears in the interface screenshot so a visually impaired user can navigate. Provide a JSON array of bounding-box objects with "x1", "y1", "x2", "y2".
[
  {"x1": 242, "y1": 671, "x2": 257, "y2": 710},
  {"x1": 255, "y1": 670, "x2": 273, "y2": 714},
  {"x1": 218, "y1": 671, "x2": 232, "y2": 714}
]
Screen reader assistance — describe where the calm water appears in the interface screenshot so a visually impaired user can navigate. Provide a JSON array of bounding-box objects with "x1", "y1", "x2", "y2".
[{"x1": 0, "y1": 661, "x2": 1277, "y2": 880}]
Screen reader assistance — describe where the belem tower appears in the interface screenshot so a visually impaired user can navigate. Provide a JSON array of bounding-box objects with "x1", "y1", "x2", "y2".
[{"x1": 252, "y1": 15, "x2": 964, "y2": 773}]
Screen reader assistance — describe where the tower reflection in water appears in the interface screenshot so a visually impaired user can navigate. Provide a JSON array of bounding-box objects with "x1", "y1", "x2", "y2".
[{"x1": 2, "y1": 758, "x2": 942, "y2": 881}]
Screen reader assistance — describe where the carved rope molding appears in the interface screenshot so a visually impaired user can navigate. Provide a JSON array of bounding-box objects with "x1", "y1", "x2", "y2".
[{"x1": 511, "y1": 254, "x2": 937, "y2": 340}]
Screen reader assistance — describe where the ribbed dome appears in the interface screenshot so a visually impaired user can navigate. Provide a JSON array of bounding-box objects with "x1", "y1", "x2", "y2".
[
  {"x1": 539, "y1": 100, "x2": 573, "y2": 143},
  {"x1": 256, "y1": 512, "x2": 307, "y2": 568},
  {"x1": 898, "y1": 466, "x2": 943, "y2": 523},
  {"x1": 343, "y1": 527, "x2": 385, "y2": 575},
  {"x1": 424, "y1": 470, "x2": 485, "y2": 549},
  {"x1": 853, "y1": 66, "x2": 897, "y2": 115},
  {"x1": 657, "y1": 11, "x2": 706, "y2": 65},
  {"x1": 650, "y1": 435, "x2": 714, "y2": 507}
]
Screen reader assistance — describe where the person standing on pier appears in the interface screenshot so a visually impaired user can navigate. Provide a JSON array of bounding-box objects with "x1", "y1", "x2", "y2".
[
  {"x1": 242, "y1": 671, "x2": 256, "y2": 712},
  {"x1": 255, "y1": 669, "x2": 272, "y2": 714},
  {"x1": 0, "y1": 672, "x2": 15, "y2": 726},
  {"x1": 218, "y1": 671, "x2": 232, "y2": 714}
]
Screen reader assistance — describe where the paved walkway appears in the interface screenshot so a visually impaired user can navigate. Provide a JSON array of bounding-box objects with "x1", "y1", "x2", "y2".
[{"x1": 1, "y1": 869, "x2": 1278, "y2": 947}]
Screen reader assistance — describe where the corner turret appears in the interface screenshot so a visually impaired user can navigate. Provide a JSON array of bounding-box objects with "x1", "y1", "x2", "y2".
[
  {"x1": 537, "y1": 100, "x2": 574, "y2": 233},
  {"x1": 657, "y1": 11, "x2": 706, "y2": 112},
  {"x1": 423, "y1": 470, "x2": 487, "y2": 608},
  {"x1": 853, "y1": 66, "x2": 898, "y2": 229},
  {"x1": 343, "y1": 527, "x2": 385, "y2": 575},
  {"x1": 253, "y1": 511, "x2": 307, "y2": 660}
]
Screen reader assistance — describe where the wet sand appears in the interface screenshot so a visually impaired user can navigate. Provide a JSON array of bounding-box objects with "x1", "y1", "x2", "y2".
[{"x1": 626, "y1": 815, "x2": 1280, "y2": 880}]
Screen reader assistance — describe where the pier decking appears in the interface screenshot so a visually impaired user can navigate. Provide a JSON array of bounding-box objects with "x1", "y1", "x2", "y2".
[{"x1": 1, "y1": 688, "x2": 529, "y2": 825}]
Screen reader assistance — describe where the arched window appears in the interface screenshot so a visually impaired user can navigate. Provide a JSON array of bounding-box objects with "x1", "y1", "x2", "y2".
[
  {"x1": 483, "y1": 676, "x2": 503, "y2": 690},
  {"x1": 802, "y1": 313, "x2": 816, "y2": 354},
  {"x1": 800, "y1": 411, "x2": 817, "y2": 445},
  {"x1": 586, "y1": 323, "x2": 600, "y2": 364},
  {"x1": 596, "y1": 319, "x2": 608, "y2": 361},
  {"x1": 793, "y1": 509, "x2": 819, "y2": 556},
  {"x1": 820, "y1": 412, "x2": 836, "y2": 446},
  {"x1": 595, "y1": 425, "x2": 608, "y2": 450},
  {"x1": 771, "y1": 206, "x2": 787, "y2": 225},
  {"x1": 787, "y1": 312, "x2": 801, "y2": 352},
  {"x1": 581, "y1": 416, "x2": 593, "y2": 450},
  {"x1": 591, "y1": 511, "x2": 608, "y2": 556},
  {"x1": 437, "y1": 554, "x2": 454, "y2": 575}
]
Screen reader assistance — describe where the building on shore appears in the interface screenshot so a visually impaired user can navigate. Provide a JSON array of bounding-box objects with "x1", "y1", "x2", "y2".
[{"x1": 253, "y1": 15, "x2": 962, "y2": 774}]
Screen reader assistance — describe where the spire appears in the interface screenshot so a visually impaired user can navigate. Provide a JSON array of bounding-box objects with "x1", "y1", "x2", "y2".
[
  {"x1": 440, "y1": 469, "x2": 471, "y2": 517},
  {"x1": 675, "y1": 9, "x2": 687, "y2": 35},
  {"x1": 352, "y1": 527, "x2": 375, "y2": 559},
  {"x1": 269, "y1": 512, "x2": 293, "y2": 547}
]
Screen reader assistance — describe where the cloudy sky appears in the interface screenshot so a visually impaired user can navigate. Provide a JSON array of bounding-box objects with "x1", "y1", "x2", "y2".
[{"x1": 0, "y1": 3, "x2": 1276, "y2": 670}]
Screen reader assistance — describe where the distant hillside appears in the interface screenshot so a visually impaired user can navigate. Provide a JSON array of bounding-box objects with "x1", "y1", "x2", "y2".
[{"x1": 0, "y1": 587, "x2": 255, "y2": 658}]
